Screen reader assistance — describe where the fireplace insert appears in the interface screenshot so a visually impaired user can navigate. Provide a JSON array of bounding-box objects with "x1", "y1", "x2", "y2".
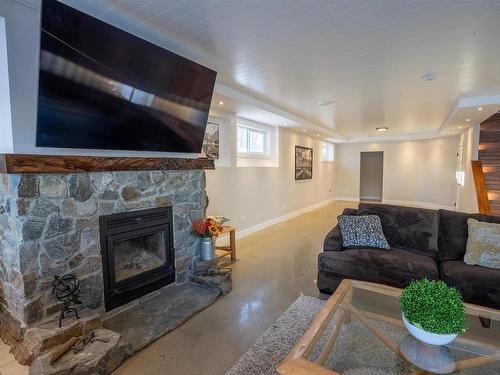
[{"x1": 99, "y1": 207, "x2": 175, "y2": 311}]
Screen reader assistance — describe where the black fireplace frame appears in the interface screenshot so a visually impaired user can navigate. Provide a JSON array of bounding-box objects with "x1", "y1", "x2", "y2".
[{"x1": 99, "y1": 207, "x2": 175, "y2": 311}]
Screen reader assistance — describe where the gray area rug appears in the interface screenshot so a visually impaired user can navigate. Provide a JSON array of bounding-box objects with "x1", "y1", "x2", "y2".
[
  {"x1": 225, "y1": 295, "x2": 324, "y2": 375},
  {"x1": 225, "y1": 295, "x2": 499, "y2": 375}
]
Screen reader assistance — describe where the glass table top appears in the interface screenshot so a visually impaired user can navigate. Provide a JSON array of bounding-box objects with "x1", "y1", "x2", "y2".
[{"x1": 280, "y1": 280, "x2": 500, "y2": 375}]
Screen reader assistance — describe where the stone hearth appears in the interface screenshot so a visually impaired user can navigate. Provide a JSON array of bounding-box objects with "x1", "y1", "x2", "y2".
[{"x1": 0, "y1": 169, "x2": 209, "y2": 360}]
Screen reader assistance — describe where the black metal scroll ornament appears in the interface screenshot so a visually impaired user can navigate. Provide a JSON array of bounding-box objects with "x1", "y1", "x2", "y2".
[{"x1": 51, "y1": 274, "x2": 81, "y2": 328}]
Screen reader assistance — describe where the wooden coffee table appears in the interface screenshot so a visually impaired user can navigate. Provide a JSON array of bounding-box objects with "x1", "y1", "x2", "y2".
[{"x1": 278, "y1": 279, "x2": 500, "y2": 375}]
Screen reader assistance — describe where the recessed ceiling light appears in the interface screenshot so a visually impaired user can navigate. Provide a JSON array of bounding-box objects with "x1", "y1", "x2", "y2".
[
  {"x1": 284, "y1": 122, "x2": 288, "y2": 126},
  {"x1": 466, "y1": 118, "x2": 471, "y2": 122},
  {"x1": 316, "y1": 133, "x2": 320, "y2": 137},
  {"x1": 218, "y1": 101, "x2": 224, "y2": 105},
  {"x1": 318, "y1": 100, "x2": 334, "y2": 106},
  {"x1": 302, "y1": 129, "x2": 306, "y2": 133},
  {"x1": 376, "y1": 127, "x2": 389, "y2": 132},
  {"x1": 458, "y1": 126, "x2": 462, "y2": 129},
  {"x1": 477, "y1": 107, "x2": 483, "y2": 111}
]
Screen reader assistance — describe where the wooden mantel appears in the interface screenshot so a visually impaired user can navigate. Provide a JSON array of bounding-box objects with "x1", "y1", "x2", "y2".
[{"x1": 0, "y1": 154, "x2": 215, "y2": 174}]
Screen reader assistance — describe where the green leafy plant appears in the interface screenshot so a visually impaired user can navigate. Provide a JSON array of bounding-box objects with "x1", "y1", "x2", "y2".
[{"x1": 400, "y1": 279, "x2": 467, "y2": 335}]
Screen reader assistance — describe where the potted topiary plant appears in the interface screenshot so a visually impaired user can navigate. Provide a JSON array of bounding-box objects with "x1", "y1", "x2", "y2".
[{"x1": 400, "y1": 279, "x2": 467, "y2": 345}]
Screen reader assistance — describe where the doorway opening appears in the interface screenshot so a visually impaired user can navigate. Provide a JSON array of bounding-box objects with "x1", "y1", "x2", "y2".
[{"x1": 360, "y1": 151, "x2": 384, "y2": 202}]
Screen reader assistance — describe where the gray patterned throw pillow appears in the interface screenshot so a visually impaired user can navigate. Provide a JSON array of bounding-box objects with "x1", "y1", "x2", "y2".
[{"x1": 338, "y1": 215, "x2": 390, "y2": 249}]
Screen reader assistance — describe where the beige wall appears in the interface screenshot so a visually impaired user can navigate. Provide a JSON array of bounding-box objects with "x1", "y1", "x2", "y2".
[
  {"x1": 334, "y1": 136, "x2": 460, "y2": 209},
  {"x1": 459, "y1": 125, "x2": 480, "y2": 213},
  {"x1": 207, "y1": 115, "x2": 473, "y2": 234},
  {"x1": 205, "y1": 111, "x2": 335, "y2": 233}
]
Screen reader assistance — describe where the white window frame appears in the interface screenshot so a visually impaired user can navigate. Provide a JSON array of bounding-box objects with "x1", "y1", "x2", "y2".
[
  {"x1": 321, "y1": 142, "x2": 335, "y2": 162},
  {"x1": 236, "y1": 124, "x2": 271, "y2": 158}
]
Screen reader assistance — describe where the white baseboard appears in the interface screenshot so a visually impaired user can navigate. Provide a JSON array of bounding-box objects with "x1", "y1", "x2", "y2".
[
  {"x1": 333, "y1": 197, "x2": 455, "y2": 211},
  {"x1": 216, "y1": 197, "x2": 456, "y2": 244},
  {"x1": 225, "y1": 198, "x2": 336, "y2": 240},
  {"x1": 332, "y1": 197, "x2": 359, "y2": 202}
]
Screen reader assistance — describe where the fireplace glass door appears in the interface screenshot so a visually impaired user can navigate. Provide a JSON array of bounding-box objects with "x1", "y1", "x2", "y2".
[
  {"x1": 99, "y1": 207, "x2": 175, "y2": 311},
  {"x1": 112, "y1": 228, "x2": 167, "y2": 283}
]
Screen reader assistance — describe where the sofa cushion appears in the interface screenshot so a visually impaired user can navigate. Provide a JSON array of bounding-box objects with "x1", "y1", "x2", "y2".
[
  {"x1": 318, "y1": 248, "x2": 439, "y2": 289},
  {"x1": 464, "y1": 219, "x2": 500, "y2": 269},
  {"x1": 358, "y1": 203, "x2": 439, "y2": 257},
  {"x1": 438, "y1": 210, "x2": 500, "y2": 261},
  {"x1": 323, "y1": 208, "x2": 358, "y2": 252},
  {"x1": 338, "y1": 215, "x2": 390, "y2": 249},
  {"x1": 440, "y1": 261, "x2": 500, "y2": 310}
]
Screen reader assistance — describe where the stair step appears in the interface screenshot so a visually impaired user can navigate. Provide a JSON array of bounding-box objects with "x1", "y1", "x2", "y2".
[
  {"x1": 481, "y1": 157, "x2": 500, "y2": 162},
  {"x1": 490, "y1": 201, "x2": 500, "y2": 209},
  {"x1": 479, "y1": 142, "x2": 500, "y2": 150},
  {"x1": 481, "y1": 130, "x2": 500, "y2": 135},
  {"x1": 480, "y1": 133, "x2": 500, "y2": 138},
  {"x1": 487, "y1": 192, "x2": 500, "y2": 200},
  {"x1": 479, "y1": 124, "x2": 500, "y2": 131},
  {"x1": 481, "y1": 168, "x2": 500, "y2": 173},
  {"x1": 479, "y1": 113, "x2": 500, "y2": 217},
  {"x1": 480, "y1": 113, "x2": 500, "y2": 125},
  {"x1": 480, "y1": 163, "x2": 500, "y2": 172},
  {"x1": 483, "y1": 166, "x2": 500, "y2": 172},
  {"x1": 480, "y1": 122, "x2": 500, "y2": 129},
  {"x1": 479, "y1": 150, "x2": 500, "y2": 159}
]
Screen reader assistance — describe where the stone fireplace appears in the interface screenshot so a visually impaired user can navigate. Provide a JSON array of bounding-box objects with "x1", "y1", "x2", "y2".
[
  {"x1": 99, "y1": 207, "x2": 175, "y2": 311},
  {"x1": 0, "y1": 167, "x2": 208, "y2": 344}
]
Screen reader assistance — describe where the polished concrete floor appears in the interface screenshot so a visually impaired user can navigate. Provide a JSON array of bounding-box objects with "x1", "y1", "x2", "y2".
[{"x1": 114, "y1": 201, "x2": 355, "y2": 375}]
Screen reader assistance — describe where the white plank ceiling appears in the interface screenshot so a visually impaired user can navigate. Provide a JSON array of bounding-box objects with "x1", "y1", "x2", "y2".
[{"x1": 54, "y1": 0, "x2": 500, "y2": 139}]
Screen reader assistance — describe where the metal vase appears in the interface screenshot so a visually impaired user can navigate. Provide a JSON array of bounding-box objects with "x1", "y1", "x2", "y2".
[{"x1": 200, "y1": 237, "x2": 215, "y2": 261}]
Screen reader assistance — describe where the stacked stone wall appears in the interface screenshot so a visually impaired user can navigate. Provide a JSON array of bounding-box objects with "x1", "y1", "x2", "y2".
[{"x1": 0, "y1": 171, "x2": 207, "y2": 337}]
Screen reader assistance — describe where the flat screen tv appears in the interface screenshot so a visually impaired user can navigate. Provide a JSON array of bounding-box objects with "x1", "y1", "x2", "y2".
[{"x1": 36, "y1": 0, "x2": 217, "y2": 153}]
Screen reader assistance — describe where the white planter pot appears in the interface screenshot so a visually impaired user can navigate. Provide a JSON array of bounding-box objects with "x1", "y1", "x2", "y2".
[{"x1": 402, "y1": 314, "x2": 457, "y2": 346}]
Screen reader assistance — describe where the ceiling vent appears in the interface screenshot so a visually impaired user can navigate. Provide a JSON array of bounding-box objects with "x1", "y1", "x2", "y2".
[{"x1": 420, "y1": 72, "x2": 436, "y2": 81}]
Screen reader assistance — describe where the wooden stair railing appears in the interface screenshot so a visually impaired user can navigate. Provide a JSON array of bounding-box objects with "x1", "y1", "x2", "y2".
[{"x1": 471, "y1": 160, "x2": 491, "y2": 214}]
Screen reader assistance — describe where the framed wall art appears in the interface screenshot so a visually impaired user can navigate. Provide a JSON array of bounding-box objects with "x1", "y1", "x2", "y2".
[
  {"x1": 200, "y1": 122, "x2": 219, "y2": 159},
  {"x1": 295, "y1": 145, "x2": 313, "y2": 180}
]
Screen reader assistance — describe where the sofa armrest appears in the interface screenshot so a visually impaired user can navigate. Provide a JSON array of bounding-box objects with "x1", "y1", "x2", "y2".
[
  {"x1": 323, "y1": 207, "x2": 358, "y2": 252},
  {"x1": 323, "y1": 224, "x2": 343, "y2": 251},
  {"x1": 342, "y1": 208, "x2": 358, "y2": 216}
]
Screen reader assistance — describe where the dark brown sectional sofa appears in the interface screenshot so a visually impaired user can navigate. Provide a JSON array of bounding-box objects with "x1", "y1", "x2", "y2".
[{"x1": 317, "y1": 203, "x2": 500, "y2": 310}]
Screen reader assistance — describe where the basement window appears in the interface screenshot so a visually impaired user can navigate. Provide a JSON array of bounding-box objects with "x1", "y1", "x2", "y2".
[
  {"x1": 236, "y1": 119, "x2": 278, "y2": 167},
  {"x1": 322, "y1": 142, "x2": 335, "y2": 162},
  {"x1": 237, "y1": 125, "x2": 270, "y2": 156}
]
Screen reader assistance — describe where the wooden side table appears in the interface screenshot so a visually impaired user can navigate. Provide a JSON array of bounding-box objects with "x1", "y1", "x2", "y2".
[{"x1": 215, "y1": 226, "x2": 236, "y2": 262}]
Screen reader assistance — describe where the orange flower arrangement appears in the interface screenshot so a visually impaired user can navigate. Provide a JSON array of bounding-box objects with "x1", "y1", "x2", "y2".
[{"x1": 192, "y1": 218, "x2": 223, "y2": 238}]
